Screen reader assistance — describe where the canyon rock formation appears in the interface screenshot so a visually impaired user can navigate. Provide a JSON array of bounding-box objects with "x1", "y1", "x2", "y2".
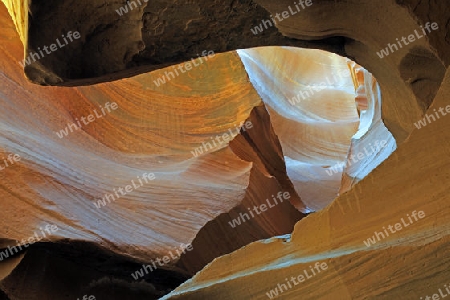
[{"x1": 0, "y1": 0, "x2": 449, "y2": 299}]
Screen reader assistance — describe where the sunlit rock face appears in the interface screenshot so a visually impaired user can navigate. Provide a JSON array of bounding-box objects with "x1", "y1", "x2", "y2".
[
  {"x1": 238, "y1": 47, "x2": 395, "y2": 211},
  {"x1": 3, "y1": 0, "x2": 444, "y2": 144},
  {"x1": 238, "y1": 47, "x2": 359, "y2": 211},
  {"x1": 162, "y1": 70, "x2": 450, "y2": 300},
  {"x1": 338, "y1": 64, "x2": 397, "y2": 195},
  {"x1": 1, "y1": 0, "x2": 450, "y2": 299},
  {"x1": 0, "y1": 4, "x2": 305, "y2": 298}
]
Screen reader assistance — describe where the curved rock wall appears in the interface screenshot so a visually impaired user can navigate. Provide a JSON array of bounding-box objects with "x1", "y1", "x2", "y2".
[{"x1": 0, "y1": 0, "x2": 449, "y2": 299}]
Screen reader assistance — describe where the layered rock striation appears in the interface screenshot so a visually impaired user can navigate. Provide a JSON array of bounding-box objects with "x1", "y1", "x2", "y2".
[{"x1": 0, "y1": 0, "x2": 449, "y2": 299}]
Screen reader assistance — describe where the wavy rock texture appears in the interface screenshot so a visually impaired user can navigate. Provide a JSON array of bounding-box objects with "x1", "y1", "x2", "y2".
[
  {"x1": 237, "y1": 47, "x2": 397, "y2": 210},
  {"x1": 162, "y1": 69, "x2": 450, "y2": 299},
  {"x1": 337, "y1": 64, "x2": 397, "y2": 195},
  {"x1": 3, "y1": 0, "x2": 447, "y2": 143},
  {"x1": 239, "y1": 47, "x2": 359, "y2": 211},
  {"x1": 0, "y1": 3, "x2": 307, "y2": 298},
  {"x1": 1, "y1": 0, "x2": 449, "y2": 299}
]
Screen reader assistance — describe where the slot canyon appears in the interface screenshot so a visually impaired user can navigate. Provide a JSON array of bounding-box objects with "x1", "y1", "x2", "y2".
[{"x1": 0, "y1": 0, "x2": 449, "y2": 299}]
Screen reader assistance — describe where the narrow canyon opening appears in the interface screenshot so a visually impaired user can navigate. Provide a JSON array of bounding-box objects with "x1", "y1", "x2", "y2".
[
  {"x1": 165, "y1": 47, "x2": 398, "y2": 297},
  {"x1": 237, "y1": 46, "x2": 397, "y2": 213},
  {"x1": 0, "y1": 39, "x2": 400, "y2": 299}
]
